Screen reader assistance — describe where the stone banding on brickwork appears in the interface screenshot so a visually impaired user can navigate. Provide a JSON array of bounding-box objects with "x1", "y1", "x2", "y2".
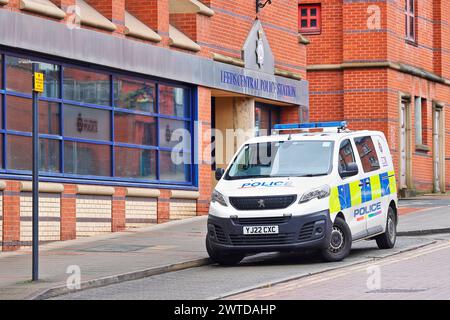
[
  {"x1": 169, "y1": 25, "x2": 201, "y2": 52},
  {"x1": 76, "y1": 185, "x2": 115, "y2": 196},
  {"x1": 76, "y1": 0, "x2": 117, "y2": 31},
  {"x1": 0, "y1": 181, "x2": 6, "y2": 190},
  {"x1": 274, "y1": 68, "x2": 302, "y2": 81},
  {"x1": 169, "y1": 0, "x2": 215, "y2": 17},
  {"x1": 307, "y1": 61, "x2": 450, "y2": 87},
  {"x1": 20, "y1": 182, "x2": 64, "y2": 193},
  {"x1": 169, "y1": 190, "x2": 200, "y2": 199},
  {"x1": 19, "y1": 0, "x2": 66, "y2": 20},
  {"x1": 124, "y1": 11, "x2": 162, "y2": 43},
  {"x1": 125, "y1": 188, "x2": 160, "y2": 198},
  {"x1": 212, "y1": 53, "x2": 245, "y2": 68}
]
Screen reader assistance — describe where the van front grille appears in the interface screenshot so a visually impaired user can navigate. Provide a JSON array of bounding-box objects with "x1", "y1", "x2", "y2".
[
  {"x1": 229, "y1": 233, "x2": 296, "y2": 246},
  {"x1": 213, "y1": 225, "x2": 228, "y2": 244},
  {"x1": 229, "y1": 195, "x2": 297, "y2": 210},
  {"x1": 233, "y1": 216, "x2": 291, "y2": 225},
  {"x1": 298, "y1": 222, "x2": 315, "y2": 241}
]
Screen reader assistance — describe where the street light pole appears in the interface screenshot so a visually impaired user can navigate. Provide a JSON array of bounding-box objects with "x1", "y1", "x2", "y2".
[{"x1": 31, "y1": 63, "x2": 41, "y2": 281}]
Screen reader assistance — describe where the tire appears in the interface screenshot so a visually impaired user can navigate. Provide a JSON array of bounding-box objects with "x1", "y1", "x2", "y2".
[
  {"x1": 206, "y1": 236, "x2": 244, "y2": 266},
  {"x1": 375, "y1": 206, "x2": 397, "y2": 249},
  {"x1": 320, "y1": 217, "x2": 352, "y2": 262}
]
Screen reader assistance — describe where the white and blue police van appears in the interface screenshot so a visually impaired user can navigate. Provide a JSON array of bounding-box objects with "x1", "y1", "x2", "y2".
[{"x1": 206, "y1": 121, "x2": 398, "y2": 265}]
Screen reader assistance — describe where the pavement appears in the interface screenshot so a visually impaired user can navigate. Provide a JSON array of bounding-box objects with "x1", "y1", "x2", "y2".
[
  {"x1": 0, "y1": 195, "x2": 448, "y2": 300},
  {"x1": 0, "y1": 216, "x2": 209, "y2": 300},
  {"x1": 397, "y1": 196, "x2": 450, "y2": 235}
]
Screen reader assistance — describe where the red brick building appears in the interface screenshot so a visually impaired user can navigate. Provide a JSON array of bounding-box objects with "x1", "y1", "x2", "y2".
[
  {"x1": 1, "y1": 0, "x2": 447, "y2": 251},
  {"x1": 0, "y1": 0, "x2": 308, "y2": 250},
  {"x1": 301, "y1": 0, "x2": 450, "y2": 195}
]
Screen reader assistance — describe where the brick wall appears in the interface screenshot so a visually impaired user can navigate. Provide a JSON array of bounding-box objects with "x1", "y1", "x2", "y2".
[
  {"x1": 20, "y1": 193, "x2": 61, "y2": 244},
  {"x1": 125, "y1": 197, "x2": 157, "y2": 228},
  {"x1": 76, "y1": 195, "x2": 112, "y2": 237},
  {"x1": 169, "y1": 199, "x2": 197, "y2": 220}
]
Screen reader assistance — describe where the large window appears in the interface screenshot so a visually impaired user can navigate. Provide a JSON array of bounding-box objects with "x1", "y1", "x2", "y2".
[
  {"x1": 0, "y1": 53, "x2": 195, "y2": 185},
  {"x1": 405, "y1": 0, "x2": 416, "y2": 42}
]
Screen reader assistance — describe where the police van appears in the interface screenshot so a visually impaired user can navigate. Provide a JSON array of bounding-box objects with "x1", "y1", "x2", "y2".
[{"x1": 207, "y1": 121, "x2": 398, "y2": 265}]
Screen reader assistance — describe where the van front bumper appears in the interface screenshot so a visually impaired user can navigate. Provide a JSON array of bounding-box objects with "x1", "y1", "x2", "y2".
[{"x1": 207, "y1": 210, "x2": 332, "y2": 254}]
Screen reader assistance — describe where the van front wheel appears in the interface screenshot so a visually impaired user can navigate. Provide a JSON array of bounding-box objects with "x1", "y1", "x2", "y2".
[
  {"x1": 206, "y1": 236, "x2": 244, "y2": 266},
  {"x1": 320, "y1": 217, "x2": 352, "y2": 262}
]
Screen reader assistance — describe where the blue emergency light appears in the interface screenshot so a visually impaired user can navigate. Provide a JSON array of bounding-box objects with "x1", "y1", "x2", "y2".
[{"x1": 273, "y1": 121, "x2": 347, "y2": 130}]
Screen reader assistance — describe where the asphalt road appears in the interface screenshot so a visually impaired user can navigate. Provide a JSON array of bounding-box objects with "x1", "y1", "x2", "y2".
[
  {"x1": 229, "y1": 233, "x2": 450, "y2": 300},
  {"x1": 54, "y1": 235, "x2": 438, "y2": 300}
]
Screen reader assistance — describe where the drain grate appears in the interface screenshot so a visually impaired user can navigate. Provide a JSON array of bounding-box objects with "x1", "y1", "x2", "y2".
[
  {"x1": 367, "y1": 288, "x2": 429, "y2": 294},
  {"x1": 80, "y1": 244, "x2": 152, "y2": 252}
]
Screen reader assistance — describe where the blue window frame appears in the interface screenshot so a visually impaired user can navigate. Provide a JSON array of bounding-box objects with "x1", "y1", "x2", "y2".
[{"x1": 0, "y1": 51, "x2": 197, "y2": 188}]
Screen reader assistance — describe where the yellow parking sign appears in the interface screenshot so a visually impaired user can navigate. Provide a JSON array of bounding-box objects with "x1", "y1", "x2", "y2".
[{"x1": 33, "y1": 72, "x2": 44, "y2": 93}]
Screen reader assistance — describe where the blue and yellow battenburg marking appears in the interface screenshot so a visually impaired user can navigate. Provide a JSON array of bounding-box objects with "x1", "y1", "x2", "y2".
[{"x1": 329, "y1": 171, "x2": 396, "y2": 214}]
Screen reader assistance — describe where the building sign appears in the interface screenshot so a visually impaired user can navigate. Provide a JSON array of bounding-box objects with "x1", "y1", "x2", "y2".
[
  {"x1": 76, "y1": 113, "x2": 98, "y2": 133},
  {"x1": 64, "y1": 105, "x2": 110, "y2": 141},
  {"x1": 213, "y1": 18, "x2": 305, "y2": 104},
  {"x1": 220, "y1": 70, "x2": 296, "y2": 98},
  {"x1": 242, "y1": 20, "x2": 274, "y2": 74},
  {"x1": 33, "y1": 72, "x2": 44, "y2": 93}
]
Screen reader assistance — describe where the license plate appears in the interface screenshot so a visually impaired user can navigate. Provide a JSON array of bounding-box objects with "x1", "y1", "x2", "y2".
[{"x1": 243, "y1": 225, "x2": 279, "y2": 235}]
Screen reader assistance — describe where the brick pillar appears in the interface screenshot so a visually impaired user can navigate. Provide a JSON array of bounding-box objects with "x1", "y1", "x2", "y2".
[
  {"x1": 86, "y1": 0, "x2": 125, "y2": 33},
  {"x1": 126, "y1": 0, "x2": 170, "y2": 45},
  {"x1": 112, "y1": 187, "x2": 126, "y2": 232},
  {"x1": 2, "y1": 181, "x2": 21, "y2": 251},
  {"x1": 169, "y1": 13, "x2": 197, "y2": 40},
  {"x1": 157, "y1": 189, "x2": 170, "y2": 223},
  {"x1": 61, "y1": 184, "x2": 77, "y2": 241},
  {"x1": 169, "y1": 12, "x2": 211, "y2": 57},
  {"x1": 197, "y1": 87, "x2": 212, "y2": 216}
]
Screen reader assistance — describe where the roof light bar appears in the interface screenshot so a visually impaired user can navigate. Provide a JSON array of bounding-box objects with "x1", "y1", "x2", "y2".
[{"x1": 273, "y1": 121, "x2": 347, "y2": 131}]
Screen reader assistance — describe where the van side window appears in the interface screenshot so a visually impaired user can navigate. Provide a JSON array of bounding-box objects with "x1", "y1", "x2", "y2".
[
  {"x1": 338, "y1": 139, "x2": 355, "y2": 172},
  {"x1": 354, "y1": 136, "x2": 380, "y2": 172}
]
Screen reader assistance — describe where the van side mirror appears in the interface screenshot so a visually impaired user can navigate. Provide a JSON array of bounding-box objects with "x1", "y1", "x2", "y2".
[
  {"x1": 215, "y1": 168, "x2": 225, "y2": 181},
  {"x1": 340, "y1": 162, "x2": 359, "y2": 178}
]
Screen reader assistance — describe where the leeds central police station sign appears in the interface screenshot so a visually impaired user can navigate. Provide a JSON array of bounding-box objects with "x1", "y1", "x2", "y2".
[{"x1": 213, "y1": 19, "x2": 308, "y2": 106}]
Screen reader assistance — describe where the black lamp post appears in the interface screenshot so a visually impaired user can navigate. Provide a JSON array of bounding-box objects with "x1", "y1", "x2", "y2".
[{"x1": 256, "y1": 0, "x2": 272, "y2": 13}]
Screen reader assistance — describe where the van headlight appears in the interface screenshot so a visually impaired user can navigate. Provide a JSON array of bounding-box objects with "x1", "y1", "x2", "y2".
[
  {"x1": 299, "y1": 185, "x2": 330, "y2": 203},
  {"x1": 212, "y1": 190, "x2": 228, "y2": 207}
]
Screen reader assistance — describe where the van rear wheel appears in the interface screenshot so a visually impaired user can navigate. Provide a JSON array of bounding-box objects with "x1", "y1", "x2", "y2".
[
  {"x1": 375, "y1": 207, "x2": 397, "y2": 249},
  {"x1": 320, "y1": 217, "x2": 352, "y2": 262},
  {"x1": 206, "y1": 236, "x2": 244, "y2": 266}
]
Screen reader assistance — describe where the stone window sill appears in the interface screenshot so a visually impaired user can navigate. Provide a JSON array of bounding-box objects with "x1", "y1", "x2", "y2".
[{"x1": 415, "y1": 144, "x2": 430, "y2": 152}]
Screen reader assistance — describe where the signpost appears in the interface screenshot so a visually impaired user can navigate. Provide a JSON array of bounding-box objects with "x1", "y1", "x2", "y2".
[{"x1": 32, "y1": 64, "x2": 43, "y2": 281}]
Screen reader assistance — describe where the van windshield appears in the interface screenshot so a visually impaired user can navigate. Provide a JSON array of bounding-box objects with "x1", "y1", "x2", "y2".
[{"x1": 225, "y1": 140, "x2": 334, "y2": 180}]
